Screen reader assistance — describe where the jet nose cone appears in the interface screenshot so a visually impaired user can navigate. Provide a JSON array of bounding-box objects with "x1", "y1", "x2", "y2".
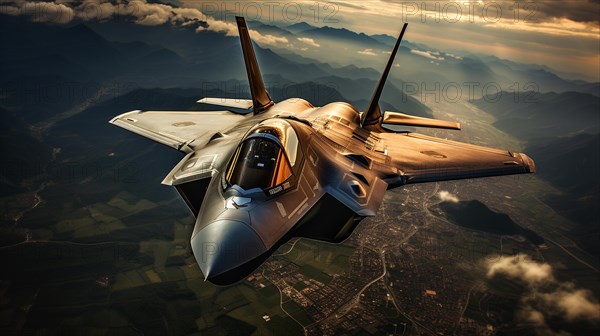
[{"x1": 191, "y1": 220, "x2": 266, "y2": 283}]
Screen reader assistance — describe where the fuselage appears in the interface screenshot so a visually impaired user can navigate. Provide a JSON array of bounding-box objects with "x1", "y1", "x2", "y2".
[{"x1": 186, "y1": 98, "x2": 392, "y2": 284}]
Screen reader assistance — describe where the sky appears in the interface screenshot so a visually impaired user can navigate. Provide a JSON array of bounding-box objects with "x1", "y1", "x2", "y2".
[{"x1": 1, "y1": 0, "x2": 599, "y2": 80}]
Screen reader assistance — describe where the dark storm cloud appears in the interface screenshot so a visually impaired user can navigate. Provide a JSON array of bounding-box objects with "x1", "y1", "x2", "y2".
[
  {"x1": 380, "y1": 0, "x2": 600, "y2": 24},
  {"x1": 529, "y1": 0, "x2": 600, "y2": 24}
]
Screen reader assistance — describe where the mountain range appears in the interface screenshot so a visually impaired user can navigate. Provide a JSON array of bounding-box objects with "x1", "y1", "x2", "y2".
[
  {"x1": 246, "y1": 19, "x2": 599, "y2": 95},
  {"x1": 529, "y1": 133, "x2": 599, "y2": 256},
  {"x1": 471, "y1": 91, "x2": 600, "y2": 142}
]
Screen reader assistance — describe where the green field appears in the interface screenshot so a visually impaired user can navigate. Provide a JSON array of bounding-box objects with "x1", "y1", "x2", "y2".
[{"x1": 279, "y1": 239, "x2": 355, "y2": 279}]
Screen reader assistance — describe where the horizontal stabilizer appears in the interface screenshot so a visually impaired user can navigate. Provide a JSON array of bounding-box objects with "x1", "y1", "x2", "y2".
[
  {"x1": 197, "y1": 98, "x2": 253, "y2": 110},
  {"x1": 383, "y1": 111, "x2": 460, "y2": 130}
]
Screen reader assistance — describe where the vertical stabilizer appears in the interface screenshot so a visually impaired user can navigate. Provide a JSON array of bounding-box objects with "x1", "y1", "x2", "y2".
[
  {"x1": 361, "y1": 23, "x2": 408, "y2": 131},
  {"x1": 236, "y1": 16, "x2": 274, "y2": 114}
]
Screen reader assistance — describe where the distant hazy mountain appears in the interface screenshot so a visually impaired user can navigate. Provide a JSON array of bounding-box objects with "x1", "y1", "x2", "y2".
[
  {"x1": 575, "y1": 81, "x2": 600, "y2": 97},
  {"x1": 529, "y1": 133, "x2": 599, "y2": 195},
  {"x1": 369, "y1": 33, "x2": 435, "y2": 51},
  {"x1": 285, "y1": 22, "x2": 317, "y2": 34},
  {"x1": 527, "y1": 133, "x2": 599, "y2": 255},
  {"x1": 0, "y1": 108, "x2": 52, "y2": 196},
  {"x1": 334, "y1": 64, "x2": 381, "y2": 80},
  {"x1": 470, "y1": 55, "x2": 598, "y2": 94},
  {"x1": 455, "y1": 57, "x2": 499, "y2": 83},
  {"x1": 312, "y1": 76, "x2": 431, "y2": 117},
  {"x1": 273, "y1": 52, "x2": 381, "y2": 81},
  {"x1": 52, "y1": 24, "x2": 126, "y2": 74},
  {"x1": 370, "y1": 34, "x2": 396, "y2": 47},
  {"x1": 1, "y1": 15, "x2": 196, "y2": 86},
  {"x1": 302, "y1": 26, "x2": 388, "y2": 49},
  {"x1": 81, "y1": 15, "x2": 600, "y2": 98},
  {"x1": 84, "y1": 17, "x2": 396, "y2": 85},
  {"x1": 471, "y1": 91, "x2": 600, "y2": 141},
  {"x1": 247, "y1": 21, "x2": 295, "y2": 37},
  {"x1": 251, "y1": 19, "x2": 600, "y2": 95},
  {"x1": 528, "y1": 134, "x2": 599, "y2": 218}
]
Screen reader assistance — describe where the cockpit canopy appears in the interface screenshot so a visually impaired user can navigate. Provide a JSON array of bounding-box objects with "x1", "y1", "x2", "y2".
[{"x1": 225, "y1": 119, "x2": 299, "y2": 191}]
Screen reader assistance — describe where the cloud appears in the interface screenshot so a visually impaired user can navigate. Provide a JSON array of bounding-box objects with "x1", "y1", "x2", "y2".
[
  {"x1": 1, "y1": 1, "x2": 75, "y2": 24},
  {"x1": 250, "y1": 30, "x2": 288, "y2": 46},
  {"x1": 378, "y1": 0, "x2": 600, "y2": 24},
  {"x1": 411, "y1": 49, "x2": 445, "y2": 61},
  {"x1": 445, "y1": 52, "x2": 463, "y2": 60},
  {"x1": 1, "y1": 0, "x2": 285, "y2": 46},
  {"x1": 486, "y1": 254, "x2": 554, "y2": 284},
  {"x1": 517, "y1": 0, "x2": 600, "y2": 24},
  {"x1": 517, "y1": 306, "x2": 571, "y2": 336},
  {"x1": 297, "y1": 37, "x2": 320, "y2": 47},
  {"x1": 540, "y1": 285, "x2": 600, "y2": 321},
  {"x1": 357, "y1": 48, "x2": 376, "y2": 56},
  {"x1": 485, "y1": 254, "x2": 600, "y2": 334},
  {"x1": 437, "y1": 190, "x2": 459, "y2": 203},
  {"x1": 517, "y1": 284, "x2": 600, "y2": 335},
  {"x1": 521, "y1": 308, "x2": 546, "y2": 326}
]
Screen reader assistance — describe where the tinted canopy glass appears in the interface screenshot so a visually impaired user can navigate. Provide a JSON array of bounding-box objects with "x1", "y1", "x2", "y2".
[
  {"x1": 250, "y1": 119, "x2": 299, "y2": 166},
  {"x1": 226, "y1": 137, "x2": 292, "y2": 190},
  {"x1": 225, "y1": 119, "x2": 298, "y2": 191}
]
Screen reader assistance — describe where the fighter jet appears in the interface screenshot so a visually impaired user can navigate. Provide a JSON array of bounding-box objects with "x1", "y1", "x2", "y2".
[{"x1": 110, "y1": 17, "x2": 535, "y2": 285}]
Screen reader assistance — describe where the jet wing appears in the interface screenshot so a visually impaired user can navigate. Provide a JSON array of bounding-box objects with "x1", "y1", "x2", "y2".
[
  {"x1": 197, "y1": 98, "x2": 253, "y2": 110},
  {"x1": 379, "y1": 132, "x2": 535, "y2": 185},
  {"x1": 109, "y1": 110, "x2": 245, "y2": 152}
]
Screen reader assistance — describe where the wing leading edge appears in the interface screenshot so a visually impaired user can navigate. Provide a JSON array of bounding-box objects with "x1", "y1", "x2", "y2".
[
  {"x1": 109, "y1": 110, "x2": 245, "y2": 152},
  {"x1": 380, "y1": 132, "x2": 535, "y2": 186}
]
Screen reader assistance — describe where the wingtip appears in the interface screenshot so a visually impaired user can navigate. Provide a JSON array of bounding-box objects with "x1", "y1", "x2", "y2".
[
  {"x1": 519, "y1": 153, "x2": 536, "y2": 173},
  {"x1": 109, "y1": 110, "x2": 142, "y2": 124}
]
